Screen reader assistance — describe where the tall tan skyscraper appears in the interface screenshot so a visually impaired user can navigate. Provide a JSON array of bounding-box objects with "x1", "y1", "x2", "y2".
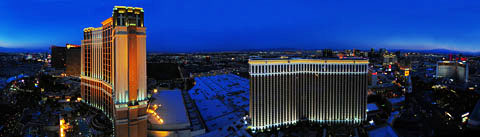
[
  {"x1": 81, "y1": 6, "x2": 147, "y2": 137},
  {"x1": 249, "y1": 59, "x2": 368, "y2": 130}
]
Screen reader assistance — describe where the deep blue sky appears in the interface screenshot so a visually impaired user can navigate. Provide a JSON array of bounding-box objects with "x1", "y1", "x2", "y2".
[{"x1": 1, "y1": 0, "x2": 480, "y2": 52}]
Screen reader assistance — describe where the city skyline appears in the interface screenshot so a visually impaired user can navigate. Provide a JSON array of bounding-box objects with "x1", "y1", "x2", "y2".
[
  {"x1": 2, "y1": 0, "x2": 480, "y2": 52},
  {"x1": 2, "y1": 1, "x2": 480, "y2": 137}
]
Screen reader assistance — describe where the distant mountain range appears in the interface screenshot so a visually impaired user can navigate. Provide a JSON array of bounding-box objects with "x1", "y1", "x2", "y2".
[
  {"x1": 0, "y1": 47, "x2": 49, "y2": 53},
  {"x1": 2, "y1": 46, "x2": 479, "y2": 55},
  {"x1": 389, "y1": 49, "x2": 480, "y2": 55}
]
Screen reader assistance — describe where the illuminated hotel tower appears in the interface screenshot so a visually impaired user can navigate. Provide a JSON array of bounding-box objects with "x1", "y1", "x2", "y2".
[
  {"x1": 249, "y1": 59, "x2": 368, "y2": 130},
  {"x1": 81, "y1": 6, "x2": 147, "y2": 137}
]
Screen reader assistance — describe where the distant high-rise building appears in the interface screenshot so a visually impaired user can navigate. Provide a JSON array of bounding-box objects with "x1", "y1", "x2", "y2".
[
  {"x1": 345, "y1": 49, "x2": 353, "y2": 56},
  {"x1": 436, "y1": 61, "x2": 468, "y2": 83},
  {"x1": 353, "y1": 49, "x2": 360, "y2": 57},
  {"x1": 379, "y1": 48, "x2": 387, "y2": 55},
  {"x1": 394, "y1": 51, "x2": 401, "y2": 57},
  {"x1": 354, "y1": 50, "x2": 368, "y2": 58},
  {"x1": 371, "y1": 71, "x2": 378, "y2": 87},
  {"x1": 322, "y1": 49, "x2": 333, "y2": 57},
  {"x1": 370, "y1": 48, "x2": 375, "y2": 57},
  {"x1": 383, "y1": 54, "x2": 397, "y2": 66},
  {"x1": 457, "y1": 62, "x2": 468, "y2": 83},
  {"x1": 52, "y1": 44, "x2": 82, "y2": 76},
  {"x1": 249, "y1": 58, "x2": 368, "y2": 130},
  {"x1": 400, "y1": 66, "x2": 412, "y2": 93},
  {"x1": 65, "y1": 44, "x2": 81, "y2": 77},
  {"x1": 51, "y1": 46, "x2": 67, "y2": 69},
  {"x1": 81, "y1": 6, "x2": 147, "y2": 137}
]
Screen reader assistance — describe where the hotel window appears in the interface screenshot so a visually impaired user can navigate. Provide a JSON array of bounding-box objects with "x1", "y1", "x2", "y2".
[
  {"x1": 259, "y1": 65, "x2": 262, "y2": 73},
  {"x1": 248, "y1": 65, "x2": 254, "y2": 73},
  {"x1": 136, "y1": 14, "x2": 141, "y2": 26}
]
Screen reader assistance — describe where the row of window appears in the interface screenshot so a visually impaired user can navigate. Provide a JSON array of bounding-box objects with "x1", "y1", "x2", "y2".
[
  {"x1": 81, "y1": 79, "x2": 114, "y2": 119},
  {"x1": 83, "y1": 27, "x2": 114, "y2": 84},
  {"x1": 250, "y1": 63, "x2": 368, "y2": 74},
  {"x1": 83, "y1": 43, "x2": 92, "y2": 77},
  {"x1": 115, "y1": 13, "x2": 143, "y2": 27},
  {"x1": 250, "y1": 73, "x2": 367, "y2": 128},
  {"x1": 103, "y1": 25, "x2": 113, "y2": 84}
]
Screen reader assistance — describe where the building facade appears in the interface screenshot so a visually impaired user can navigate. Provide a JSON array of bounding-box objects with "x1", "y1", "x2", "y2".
[
  {"x1": 383, "y1": 54, "x2": 397, "y2": 66},
  {"x1": 436, "y1": 61, "x2": 468, "y2": 83},
  {"x1": 51, "y1": 46, "x2": 66, "y2": 70},
  {"x1": 371, "y1": 71, "x2": 378, "y2": 87},
  {"x1": 249, "y1": 59, "x2": 368, "y2": 130},
  {"x1": 81, "y1": 6, "x2": 148, "y2": 137},
  {"x1": 65, "y1": 44, "x2": 81, "y2": 77}
]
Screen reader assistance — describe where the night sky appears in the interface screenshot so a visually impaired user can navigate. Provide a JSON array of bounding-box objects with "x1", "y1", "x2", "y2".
[{"x1": 1, "y1": 0, "x2": 480, "y2": 52}]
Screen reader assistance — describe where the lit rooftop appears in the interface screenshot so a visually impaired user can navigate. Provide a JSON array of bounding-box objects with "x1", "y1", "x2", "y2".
[
  {"x1": 248, "y1": 58, "x2": 368, "y2": 64},
  {"x1": 113, "y1": 6, "x2": 144, "y2": 12},
  {"x1": 150, "y1": 89, "x2": 189, "y2": 126}
]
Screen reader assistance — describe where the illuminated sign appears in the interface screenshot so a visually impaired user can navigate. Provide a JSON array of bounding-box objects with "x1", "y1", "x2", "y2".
[{"x1": 405, "y1": 70, "x2": 409, "y2": 76}]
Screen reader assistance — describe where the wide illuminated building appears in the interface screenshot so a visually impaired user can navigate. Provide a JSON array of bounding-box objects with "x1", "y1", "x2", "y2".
[
  {"x1": 249, "y1": 59, "x2": 368, "y2": 130},
  {"x1": 81, "y1": 6, "x2": 147, "y2": 137},
  {"x1": 436, "y1": 61, "x2": 468, "y2": 83}
]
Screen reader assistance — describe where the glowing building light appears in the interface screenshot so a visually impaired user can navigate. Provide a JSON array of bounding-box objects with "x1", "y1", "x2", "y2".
[
  {"x1": 147, "y1": 109, "x2": 154, "y2": 113},
  {"x1": 80, "y1": 6, "x2": 147, "y2": 136},
  {"x1": 445, "y1": 112, "x2": 453, "y2": 119},
  {"x1": 60, "y1": 119, "x2": 67, "y2": 137},
  {"x1": 249, "y1": 59, "x2": 368, "y2": 129},
  {"x1": 463, "y1": 117, "x2": 469, "y2": 123}
]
